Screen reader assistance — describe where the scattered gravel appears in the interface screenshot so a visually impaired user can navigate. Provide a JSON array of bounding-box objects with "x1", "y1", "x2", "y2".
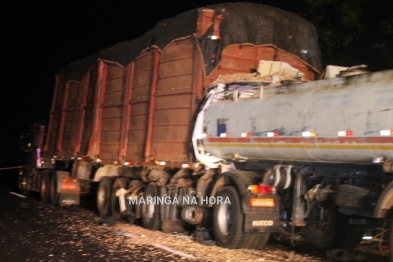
[{"x1": 0, "y1": 188, "x2": 390, "y2": 262}]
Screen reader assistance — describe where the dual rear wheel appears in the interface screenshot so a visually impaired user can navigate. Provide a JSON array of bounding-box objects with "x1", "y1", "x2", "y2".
[
  {"x1": 40, "y1": 172, "x2": 59, "y2": 205},
  {"x1": 97, "y1": 177, "x2": 147, "y2": 225},
  {"x1": 214, "y1": 186, "x2": 270, "y2": 249}
]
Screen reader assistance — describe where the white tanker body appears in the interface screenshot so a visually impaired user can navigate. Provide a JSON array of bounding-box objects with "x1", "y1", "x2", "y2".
[
  {"x1": 191, "y1": 68, "x2": 393, "y2": 255},
  {"x1": 200, "y1": 70, "x2": 393, "y2": 164}
]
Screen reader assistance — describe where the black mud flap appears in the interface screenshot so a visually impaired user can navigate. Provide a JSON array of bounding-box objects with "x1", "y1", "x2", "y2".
[
  {"x1": 57, "y1": 171, "x2": 80, "y2": 205},
  {"x1": 243, "y1": 211, "x2": 280, "y2": 233},
  {"x1": 243, "y1": 194, "x2": 280, "y2": 233},
  {"x1": 335, "y1": 184, "x2": 378, "y2": 212}
]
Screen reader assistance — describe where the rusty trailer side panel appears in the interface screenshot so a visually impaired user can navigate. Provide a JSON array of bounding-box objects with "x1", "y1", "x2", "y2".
[
  {"x1": 149, "y1": 38, "x2": 204, "y2": 164},
  {"x1": 78, "y1": 66, "x2": 97, "y2": 156},
  {"x1": 59, "y1": 81, "x2": 83, "y2": 158},
  {"x1": 125, "y1": 50, "x2": 155, "y2": 164},
  {"x1": 73, "y1": 72, "x2": 90, "y2": 154},
  {"x1": 97, "y1": 63, "x2": 125, "y2": 163},
  {"x1": 44, "y1": 75, "x2": 61, "y2": 155}
]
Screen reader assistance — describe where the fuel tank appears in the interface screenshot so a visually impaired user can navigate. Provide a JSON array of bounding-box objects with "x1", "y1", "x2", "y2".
[{"x1": 202, "y1": 70, "x2": 393, "y2": 164}]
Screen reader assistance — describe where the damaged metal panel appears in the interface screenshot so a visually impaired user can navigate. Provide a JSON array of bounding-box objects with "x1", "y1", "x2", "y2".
[
  {"x1": 203, "y1": 75, "x2": 393, "y2": 163},
  {"x1": 207, "y1": 44, "x2": 317, "y2": 84}
]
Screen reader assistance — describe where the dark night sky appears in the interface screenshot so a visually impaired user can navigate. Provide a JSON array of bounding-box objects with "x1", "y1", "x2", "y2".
[{"x1": 0, "y1": 0, "x2": 391, "y2": 166}]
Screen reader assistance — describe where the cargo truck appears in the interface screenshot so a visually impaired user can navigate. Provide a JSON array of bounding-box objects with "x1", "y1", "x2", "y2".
[{"x1": 18, "y1": 2, "x2": 392, "y2": 258}]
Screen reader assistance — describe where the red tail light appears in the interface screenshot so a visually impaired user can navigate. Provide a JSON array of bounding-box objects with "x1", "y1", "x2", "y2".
[{"x1": 248, "y1": 184, "x2": 275, "y2": 194}]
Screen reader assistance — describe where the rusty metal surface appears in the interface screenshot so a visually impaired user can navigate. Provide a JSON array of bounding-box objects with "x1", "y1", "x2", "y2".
[
  {"x1": 150, "y1": 38, "x2": 203, "y2": 163},
  {"x1": 79, "y1": 66, "x2": 97, "y2": 156},
  {"x1": 56, "y1": 81, "x2": 70, "y2": 154},
  {"x1": 118, "y1": 63, "x2": 134, "y2": 157},
  {"x1": 45, "y1": 77, "x2": 65, "y2": 157},
  {"x1": 196, "y1": 9, "x2": 214, "y2": 38},
  {"x1": 144, "y1": 49, "x2": 160, "y2": 162},
  {"x1": 44, "y1": 75, "x2": 61, "y2": 156},
  {"x1": 74, "y1": 72, "x2": 90, "y2": 154},
  {"x1": 99, "y1": 63, "x2": 125, "y2": 163},
  {"x1": 203, "y1": 72, "x2": 393, "y2": 163},
  {"x1": 126, "y1": 50, "x2": 154, "y2": 163},
  {"x1": 61, "y1": 81, "x2": 82, "y2": 158},
  {"x1": 207, "y1": 45, "x2": 317, "y2": 84},
  {"x1": 87, "y1": 61, "x2": 108, "y2": 158}
]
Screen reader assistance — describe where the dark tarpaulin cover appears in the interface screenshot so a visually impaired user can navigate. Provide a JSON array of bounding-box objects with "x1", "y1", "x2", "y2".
[{"x1": 58, "y1": 2, "x2": 321, "y2": 81}]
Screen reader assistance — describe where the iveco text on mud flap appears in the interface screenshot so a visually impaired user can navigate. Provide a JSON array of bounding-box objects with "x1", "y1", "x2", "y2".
[{"x1": 243, "y1": 193, "x2": 280, "y2": 233}]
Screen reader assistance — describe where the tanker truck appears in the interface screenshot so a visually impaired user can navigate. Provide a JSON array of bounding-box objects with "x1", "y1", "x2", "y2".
[{"x1": 18, "y1": 2, "x2": 392, "y2": 256}]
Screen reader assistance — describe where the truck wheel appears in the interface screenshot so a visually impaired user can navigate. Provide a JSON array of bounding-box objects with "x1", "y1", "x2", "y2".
[
  {"x1": 40, "y1": 173, "x2": 50, "y2": 203},
  {"x1": 305, "y1": 206, "x2": 363, "y2": 249},
  {"x1": 49, "y1": 173, "x2": 59, "y2": 205},
  {"x1": 111, "y1": 178, "x2": 129, "y2": 221},
  {"x1": 97, "y1": 177, "x2": 115, "y2": 217},
  {"x1": 141, "y1": 183, "x2": 160, "y2": 231},
  {"x1": 214, "y1": 186, "x2": 250, "y2": 249},
  {"x1": 244, "y1": 233, "x2": 270, "y2": 249}
]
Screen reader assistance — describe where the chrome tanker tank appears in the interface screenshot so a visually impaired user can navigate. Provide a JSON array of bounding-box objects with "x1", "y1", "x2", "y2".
[{"x1": 200, "y1": 70, "x2": 393, "y2": 164}]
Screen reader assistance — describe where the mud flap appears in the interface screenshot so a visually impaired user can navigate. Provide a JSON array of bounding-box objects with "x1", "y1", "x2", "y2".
[
  {"x1": 243, "y1": 194, "x2": 280, "y2": 233},
  {"x1": 243, "y1": 212, "x2": 280, "y2": 233},
  {"x1": 57, "y1": 171, "x2": 80, "y2": 205}
]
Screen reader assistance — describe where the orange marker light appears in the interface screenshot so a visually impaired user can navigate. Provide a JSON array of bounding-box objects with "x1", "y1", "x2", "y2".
[{"x1": 249, "y1": 198, "x2": 275, "y2": 207}]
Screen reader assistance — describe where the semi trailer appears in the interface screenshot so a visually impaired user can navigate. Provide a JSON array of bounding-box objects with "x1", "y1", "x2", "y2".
[{"x1": 18, "y1": 2, "x2": 392, "y2": 257}]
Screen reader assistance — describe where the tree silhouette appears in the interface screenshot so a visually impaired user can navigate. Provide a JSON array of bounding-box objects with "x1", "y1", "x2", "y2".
[{"x1": 300, "y1": 0, "x2": 393, "y2": 71}]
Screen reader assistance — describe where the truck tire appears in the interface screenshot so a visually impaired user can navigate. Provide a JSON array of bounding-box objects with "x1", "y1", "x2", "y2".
[
  {"x1": 141, "y1": 183, "x2": 160, "y2": 231},
  {"x1": 40, "y1": 173, "x2": 50, "y2": 203},
  {"x1": 244, "y1": 233, "x2": 270, "y2": 249},
  {"x1": 97, "y1": 177, "x2": 115, "y2": 217},
  {"x1": 111, "y1": 178, "x2": 129, "y2": 221},
  {"x1": 49, "y1": 173, "x2": 59, "y2": 205},
  {"x1": 214, "y1": 186, "x2": 250, "y2": 249},
  {"x1": 305, "y1": 206, "x2": 363, "y2": 249}
]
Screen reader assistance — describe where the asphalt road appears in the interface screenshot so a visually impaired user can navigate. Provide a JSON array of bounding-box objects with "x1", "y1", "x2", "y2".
[
  {"x1": 0, "y1": 194, "x2": 190, "y2": 262},
  {"x1": 0, "y1": 170, "x2": 185, "y2": 262}
]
